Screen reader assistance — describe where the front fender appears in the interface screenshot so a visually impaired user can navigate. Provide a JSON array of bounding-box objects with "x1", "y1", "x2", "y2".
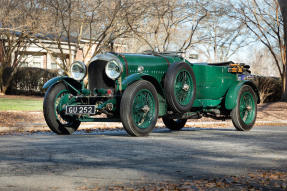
[
  {"x1": 121, "y1": 73, "x2": 145, "y2": 90},
  {"x1": 43, "y1": 76, "x2": 69, "y2": 89},
  {"x1": 43, "y1": 76, "x2": 83, "y2": 94},
  {"x1": 225, "y1": 81, "x2": 260, "y2": 110},
  {"x1": 121, "y1": 73, "x2": 163, "y2": 94}
]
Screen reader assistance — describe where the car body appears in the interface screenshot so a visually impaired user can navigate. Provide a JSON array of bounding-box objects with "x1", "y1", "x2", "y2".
[{"x1": 43, "y1": 52, "x2": 259, "y2": 136}]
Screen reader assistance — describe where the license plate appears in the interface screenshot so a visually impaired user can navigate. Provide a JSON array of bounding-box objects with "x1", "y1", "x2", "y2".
[{"x1": 66, "y1": 105, "x2": 96, "y2": 114}]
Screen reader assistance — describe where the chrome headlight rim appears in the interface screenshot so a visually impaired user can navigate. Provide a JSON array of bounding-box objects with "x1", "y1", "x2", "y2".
[
  {"x1": 70, "y1": 61, "x2": 87, "y2": 81},
  {"x1": 105, "y1": 60, "x2": 123, "y2": 80}
]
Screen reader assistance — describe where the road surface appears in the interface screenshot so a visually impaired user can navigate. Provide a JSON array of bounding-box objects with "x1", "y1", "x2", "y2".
[{"x1": 0, "y1": 126, "x2": 286, "y2": 190}]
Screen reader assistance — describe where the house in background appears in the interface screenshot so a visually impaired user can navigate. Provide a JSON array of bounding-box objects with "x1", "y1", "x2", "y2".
[{"x1": 18, "y1": 38, "x2": 127, "y2": 70}]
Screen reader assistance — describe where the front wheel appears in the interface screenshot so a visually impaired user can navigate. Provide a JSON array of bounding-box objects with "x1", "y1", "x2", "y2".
[
  {"x1": 43, "y1": 83, "x2": 81, "y2": 135},
  {"x1": 120, "y1": 80, "x2": 159, "y2": 137},
  {"x1": 231, "y1": 85, "x2": 257, "y2": 131}
]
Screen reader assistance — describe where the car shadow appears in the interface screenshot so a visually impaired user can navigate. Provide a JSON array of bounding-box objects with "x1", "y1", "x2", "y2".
[{"x1": 27, "y1": 127, "x2": 236, "y2": 137}]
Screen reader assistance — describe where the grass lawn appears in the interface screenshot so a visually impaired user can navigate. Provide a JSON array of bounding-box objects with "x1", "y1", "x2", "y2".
[{"x1": 0, "y1": 96, "x2": 43, "y2": 111}]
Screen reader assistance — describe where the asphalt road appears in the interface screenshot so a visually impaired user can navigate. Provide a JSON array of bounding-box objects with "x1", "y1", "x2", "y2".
[{"x1": 0, "y1": 126, "x2": 286, "y2": 191}]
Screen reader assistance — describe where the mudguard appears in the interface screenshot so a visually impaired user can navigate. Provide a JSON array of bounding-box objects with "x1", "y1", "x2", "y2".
[
  {"x1": 43, "y1": 76, "x2": 82, "y2": 93},
  {"x1": 225, "y1": 81, "x2": 260, "y2": 110},
  {"x1": 121, "y1": 73, "x2": 144, "y2": 90},
  {"x1": 121, "y1": 73, "x2": 163, "y2": 94}
]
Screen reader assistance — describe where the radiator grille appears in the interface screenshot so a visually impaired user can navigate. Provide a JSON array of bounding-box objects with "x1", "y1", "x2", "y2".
[{"x1": 88, "y1": 60, "x2": 115, "y2": 91}]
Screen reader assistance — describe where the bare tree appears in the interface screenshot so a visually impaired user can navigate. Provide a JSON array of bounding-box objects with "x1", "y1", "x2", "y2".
[
  {"x1": 232, "y1": 0, "x2": 287, "y2": 100},
  {"x1": 124, "y1": 0, "x2": 208, "y2": 53},
  {"x1": 196, "y1": 1, "x2": 252, "y2": 62},
  {"x1": 278, "y1": 0, "x2": 287, "y2": 100},
  {"x1": 250, "y1": 47, "x2": 280, "y2": 77},
  {"x1": 35, "y1": 0, "x2": 89, "y2": 74},
  {"x1": 36, "y1": 0, "x2": 134, "y2": 74},
  {"x1": 0, "y1": 0, "x2": 47, "y2": 94}
]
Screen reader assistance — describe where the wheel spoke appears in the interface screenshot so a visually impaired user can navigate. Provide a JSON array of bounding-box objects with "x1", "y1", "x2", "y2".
[
  {"x1": 238, "y1": 91, "x2": 256, "y2": 124},
  {"x1": 54, "y1": 90, "x2": 75, "y2": 125},
  {"x1": 174, "y1": 70, "x2": 193, "y2": 106},
  {"x1": 132, "y1": 89, "x2": 155, "y2": 129}
]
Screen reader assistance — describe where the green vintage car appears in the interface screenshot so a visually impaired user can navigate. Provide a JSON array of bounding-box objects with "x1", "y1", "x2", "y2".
[{"x1": 43, "y1": 52, "x2": 259, "y2": 136}]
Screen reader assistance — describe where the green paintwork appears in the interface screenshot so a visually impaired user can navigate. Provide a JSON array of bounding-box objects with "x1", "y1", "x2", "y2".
[
  {"x1": 191, "y1": 64, "x2": 237, "y2": 100},
  {"x1": 113, "y1": 54, "x2": 258, "y2": 111},
  {"x1": 44, "y1": 52, "x2": 259, "y2": 123},
  {"x1": 225, "y1": 81, "x2": 259, "y2": 110},
  {"x1": 157, "y1": 93, "x2": 167, "y2": 117},
  {"x1": 239, "y1": 91, "x2": 256, "y2": 124},
  {"x1": 81, "y1": 89, "x2": 91, "y2": 96},
  {"x1": 121, "y1": 73, "x2": 145, "y2": 90},
  {"x1": 192, "y1": 99, "x2": 222, "y2": 108},
  {"x1": 112, "y1": 54, "x2": 245, "y2": 103},
  {"x1": 116, "y1": 53, "x2": 183, "y2": 80},
  {"x1": 132, "y1": 89, "x2": 156, "y2": 129}
]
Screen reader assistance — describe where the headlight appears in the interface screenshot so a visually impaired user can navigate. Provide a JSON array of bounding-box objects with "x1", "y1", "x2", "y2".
[
  {"x1": 105, "y1": 60, "x2": 122, "y2": 80},
  {"x1": 70, "y1": 61, "x2": 87, "y2": 81}
]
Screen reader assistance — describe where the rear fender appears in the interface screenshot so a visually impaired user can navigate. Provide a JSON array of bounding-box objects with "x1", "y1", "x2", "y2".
[
  {"x1": 43, "y1": 76, "x2": 82, "y2": 94},
  {"x1": 225, "y1": 81, "x2": 260, "y2": 110}
]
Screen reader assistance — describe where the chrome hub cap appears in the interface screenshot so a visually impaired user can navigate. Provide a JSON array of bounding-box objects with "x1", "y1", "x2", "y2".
[
  {"x1": 182, "y1": 84, "x2": 190, "y2": 91},
  {"x1": 142, "y1": 105, "x2": 150, "y2": 113}
]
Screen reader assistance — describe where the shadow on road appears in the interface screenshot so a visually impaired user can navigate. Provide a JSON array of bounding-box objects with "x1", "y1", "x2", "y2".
[{"x1": 0, "y1": 126, "x2": 286, "y2": 187}]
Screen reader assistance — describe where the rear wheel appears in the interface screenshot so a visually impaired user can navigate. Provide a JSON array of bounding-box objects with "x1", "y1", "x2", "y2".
[
  {"x1": 43, "y1": 83, "x2": 81, "y2": 135},
  {"x1": 120, "y1": 80, "x2": 159, "y2": 137},
  {"x1": 162, "y1": 116, "x2": 187, "y2": 131},
  {"x1": 231, "y1": 85, "x2": 257, "y2": 131}
]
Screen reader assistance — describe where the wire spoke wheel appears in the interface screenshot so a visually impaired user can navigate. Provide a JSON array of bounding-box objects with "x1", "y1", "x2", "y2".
[
  {"x1": 43, "y1": 83, "x2": 81, "y2": 135},
  {"x1": 174, "y1": 70, "x2": 193, "y2": 106},
  {"x1": 231, "y1": 85, "x2": 257, "y2": 131},
  {"x1": 120, "y1": 80, "x2": 159, "y2": 137},
  {"x1": 132, "y1": 89, "x2": 155, "y2": 129},
  {"x1": 54, "y1": 90, "x2": 76, "y2": 126},
  {"x1": 239, "y1": 92, "x2": 256, "y2": 125},
  {"x1": 164, "y1": 62, "x2": 196, "y2": 113}
]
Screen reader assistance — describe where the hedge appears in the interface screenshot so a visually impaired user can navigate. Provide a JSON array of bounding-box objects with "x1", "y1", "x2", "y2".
[
  {"x1": 3, "y1": 67, "x2": 57, "y2": 96},
  {"x1": 252, "y1": 76, "x2": 282, "y2": 103}
]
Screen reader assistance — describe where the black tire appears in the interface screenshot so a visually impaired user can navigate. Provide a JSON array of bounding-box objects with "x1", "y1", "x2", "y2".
[
  {"x1": 162, "y1": 116, "x2": 187, "y2": 131},
  {"x1": 231, "y1": 85, "x2": 257, "y2": 131},
  {"x1": 164, "y1": 62, "x2": 196, "y2": 113},
  {"x1": 120, "y1": 80, "x2": 159, "y2": 137},
  {"x1": 43, "y1": 83, "x2": 81, "y2": 135}
]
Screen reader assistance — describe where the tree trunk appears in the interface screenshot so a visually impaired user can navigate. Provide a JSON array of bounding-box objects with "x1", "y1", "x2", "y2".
[
  {"x1": 0, "y1": 43, "x2": 4, "y2": 94},
  {"x1": 0, "y1": 67, "x2": 12, "y2": 95},
  {"x1": 278, "y1": 0, "x2": 287, "y2": 101}
]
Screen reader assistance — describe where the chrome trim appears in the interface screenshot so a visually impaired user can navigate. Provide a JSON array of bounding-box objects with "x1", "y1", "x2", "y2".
[
  {"x1": 70, "y1": 61, "x2": 87, "y2": 81},
  {"x1": 90, "y1": 53, "x2": 123, "y2": 80},
  {"x1": 89, "y1": 53, "x2": 123, "y2": 71}
]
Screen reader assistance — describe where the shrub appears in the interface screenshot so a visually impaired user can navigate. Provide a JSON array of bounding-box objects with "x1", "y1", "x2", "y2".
[
  {"x1": 252, "y1": 76, "x2": 282, "y2": 103},
  {"x1": 3, "y1": 67, "x2": 57, "y2": 96}
]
